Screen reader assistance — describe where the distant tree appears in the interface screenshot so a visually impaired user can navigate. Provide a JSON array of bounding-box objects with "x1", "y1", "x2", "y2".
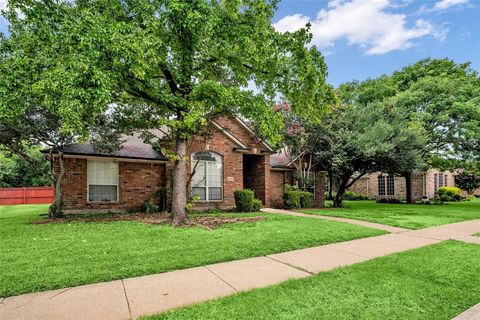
[
  {"x1": 392, "y1": 59, "x2": 480, "y2": 202},
  {"x1": 3, "y1": 0, "x2": 335, "y2": 224},
  {"x1": 455, "y1": 171, "x2": 480, "y2": 195},
  {"x1": 0, "y1": 148, "x2": 50, "y2": 188},
  {"x1": 310, "y1": 101, "x2": 426, "y2": 208}
]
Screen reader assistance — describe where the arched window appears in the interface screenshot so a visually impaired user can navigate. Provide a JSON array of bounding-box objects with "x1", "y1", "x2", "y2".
[{"x1": 191, "y1": 151, "x2": 223, "y2": 201}]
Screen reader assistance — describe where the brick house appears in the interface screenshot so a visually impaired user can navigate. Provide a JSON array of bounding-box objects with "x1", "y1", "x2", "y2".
[
  {"x1": 49, "y1": 116, "x2": 325, "y2": 213},
  {"x1": 348, "y1": 169, "x2": 457, "y2": 200}
]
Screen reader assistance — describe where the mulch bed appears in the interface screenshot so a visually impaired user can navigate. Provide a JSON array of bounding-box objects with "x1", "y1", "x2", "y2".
[{"x1": 31, "y1": 213, "x2": 265, "y2": 230}]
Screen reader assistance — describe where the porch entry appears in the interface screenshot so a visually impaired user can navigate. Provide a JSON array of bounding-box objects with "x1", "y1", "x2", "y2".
[{"x1": 243, "y1": 154, "x2": 268, "y2": 204}]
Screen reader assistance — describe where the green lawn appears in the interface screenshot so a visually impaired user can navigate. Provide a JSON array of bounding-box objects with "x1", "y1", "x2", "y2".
[
  {"x1": 146, "y1": 241, "x2": 480, "y2": 320},
  {"x1": 301, "y1": 199, "x2": 480, "y2": 229},
  {"x1": 0, "y1": 204, "x2": 384, "y2": 297}
]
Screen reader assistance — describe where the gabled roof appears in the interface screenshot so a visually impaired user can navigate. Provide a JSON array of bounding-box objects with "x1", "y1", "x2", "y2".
[{"x1": 45, "y1": 133, "x2": 167, "y2": 161}]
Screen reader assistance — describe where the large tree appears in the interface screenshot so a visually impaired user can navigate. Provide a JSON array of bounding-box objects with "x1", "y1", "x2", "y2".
[
  {"x1": 336, "y1": 59, "x2": 480, "y2": 203},
  {"x1": 3, "y1": 0, "x2": 334, "y2": 224},
  {"x1": 392, "y1": 59, "x2": 480, "y2": 202},
  {"x1": 310, "y1": 100, "x2": 426, "y2": 208}
]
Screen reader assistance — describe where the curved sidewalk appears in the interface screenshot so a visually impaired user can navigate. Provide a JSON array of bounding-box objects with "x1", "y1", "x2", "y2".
[{"x1": 1, "y1": 215, "x2": 479, "y2": 320}]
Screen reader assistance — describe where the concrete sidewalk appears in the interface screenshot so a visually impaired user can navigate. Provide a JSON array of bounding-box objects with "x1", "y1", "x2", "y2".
[{"x1": 1, "y1": 216, "x2": 479, "y2": 320}]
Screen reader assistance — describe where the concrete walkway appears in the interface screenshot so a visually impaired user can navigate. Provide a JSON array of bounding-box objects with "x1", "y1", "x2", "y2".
[
  {"x1": 260, "y1": 207, "x2": 409, "y2": 233},
  {"x1": 1, "y1": 217, "x2": 479, "y2": 320}
]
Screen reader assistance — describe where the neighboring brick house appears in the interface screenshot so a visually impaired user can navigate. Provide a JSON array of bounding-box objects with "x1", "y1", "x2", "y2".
[
  {"x1": 48, "y1": 116, "x2": 325, "y2": 213},
  {"x1": 349, "y1": 169, "x2": 457, "y2": 200}
]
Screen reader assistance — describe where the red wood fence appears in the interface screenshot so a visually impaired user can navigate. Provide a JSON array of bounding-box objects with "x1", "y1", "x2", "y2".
[{"x1": 0, "y1": 187, "x2": 54, "y2": 205}]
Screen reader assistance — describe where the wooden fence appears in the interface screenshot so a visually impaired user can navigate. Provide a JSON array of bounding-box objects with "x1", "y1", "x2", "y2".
[{"x1": 0, "y1": 187, "x2": 54, "y2": 205}]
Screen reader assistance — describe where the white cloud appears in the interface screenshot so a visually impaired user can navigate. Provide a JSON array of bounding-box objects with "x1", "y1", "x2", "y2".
[
  {"x1": 273, "y1": 0, "x2": 446, "y2": 55},
  {"x1": 433, "y1": 0, "x2": 468, "y2": 10},
  {"x1": 0, "y1": 0, "x2": 8, "y2": 11}
]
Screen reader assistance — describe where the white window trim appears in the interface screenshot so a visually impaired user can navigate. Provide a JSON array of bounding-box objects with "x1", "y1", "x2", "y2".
[
  {"x1": 386, "y1": 175, "x2": 395, "y2": 196},
  {"x1": 191, "y1": 152, "x2": 224, "y2": 202},
  {"x1": 87, "y1": 160, "x2": 120, "y2": 203}
]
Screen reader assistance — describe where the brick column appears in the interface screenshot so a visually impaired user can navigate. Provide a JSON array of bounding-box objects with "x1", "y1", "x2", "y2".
[{"x1": 314, "y1": 171, "x2": 326, "y2": 208}]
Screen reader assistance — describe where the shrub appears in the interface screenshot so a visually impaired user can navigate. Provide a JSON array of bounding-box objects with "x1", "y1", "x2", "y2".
[
  {"x1": 155, "y1": 186, "x2": 168, "y2": 212},
  {"x1": 140, "y1": 199, "x2": 159, "y2": 213},
  {"x1": 437, "y1": 186, "x2": 462, "y2": 202},
  {"x1": 300, "y1": 191, "x2": 314, "y2": 208},
  {"x1": 283, "y1": 185, "x2": 313, "y2": 209},
  {"x1": 234, "y1": 189, "x2": 262, "y2": 212},
  {"x1": 283, "y1": 190, "x2": 301, "y2": 209},
  {"x1": 344, "y1": 191, "x2": 370, "y2": 201},
  {"x1": 376, "y1": 198, "x2": 402, "y2": 204},
  {"x1": 252, "y1": 199, "x2": 262, "y2": 211}
]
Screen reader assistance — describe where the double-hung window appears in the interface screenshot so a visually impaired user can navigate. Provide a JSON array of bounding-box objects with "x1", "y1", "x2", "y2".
[
  {"x1": 378, "y1": 175, "x2": 395, "y2": 196},
  {"x1": 191, "y1": 152, "x2": 223, "y2": 201},
  {"x1": 386, "y1": 176, "x2": 395, "y2": 196},
  {"x1": 88, "y1": 160, "x2": 118, "y2": 202}
]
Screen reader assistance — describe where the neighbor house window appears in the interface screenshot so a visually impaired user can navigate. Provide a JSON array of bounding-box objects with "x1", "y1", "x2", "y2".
[
  {"x1": 434, "y1": 172, "x2": 447, "y2": 191},
  {"x1": 378, "y1": 176, "x2": 386, "y2": 196},
  {"x1": 191, "y1": 151, "x2": 223, "y2": 201},
  {"x1": 386, "y1": 176, "x2": 395, "y2": 196},
  {"x1": 88, "y1": 160, "x2": 118, "y2": 202}
]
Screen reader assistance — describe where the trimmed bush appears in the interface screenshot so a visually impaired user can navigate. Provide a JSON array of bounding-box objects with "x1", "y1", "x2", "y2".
[
  {"x1": 234, "y1": 189, "x2": 262, "y2": 212},
  {"x1": 344, "y1": 191, "x2": 370, "y2": 201},
  {"x1": 437, "y1": 186, "x2": 462, "y2": 202},
  {"x1": 300, "y1": 191, "x2": 314, "y2": 208},
  {"x1": 376, "y1": 198, "x2": 402, "y2": 204},
  {"x1": 252, "y1": 199, "x2": 262, "y2": 211},
  {"x1": 283, "y1": 185, "x2": 314, "y2": 209}
]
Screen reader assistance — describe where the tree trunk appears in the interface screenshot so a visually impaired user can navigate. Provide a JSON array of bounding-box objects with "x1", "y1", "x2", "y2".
[
  {"x1": 333, "y1": 180, "x2": 348, "y2": 208},
  {"x1": 48, "y1": 152, "x2": 65, "y2": 219},
  {"x1": 171, "y1": 137, "x2": 188, "y2": 226},
  {"x1": 405, "y1": 171, "x2": 415, "y2": 204}
]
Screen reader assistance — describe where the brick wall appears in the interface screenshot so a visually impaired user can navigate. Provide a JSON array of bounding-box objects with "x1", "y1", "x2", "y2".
[
  {"x1": 269, "y1": 169, "x2": 325, "y2": 208},
  {"x1": 55, "y1": 158, "x2": 165, "y2": 212}
]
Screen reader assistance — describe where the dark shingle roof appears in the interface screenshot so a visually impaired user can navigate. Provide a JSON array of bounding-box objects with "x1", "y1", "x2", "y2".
[{"x1": 59, "y1": 134, "x2": 167, "y2": 161}]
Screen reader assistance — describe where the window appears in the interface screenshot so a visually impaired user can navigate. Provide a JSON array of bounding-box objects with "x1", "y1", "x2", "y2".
[
  {"x1": 434, "y1": 172, "x2": 447, "y2": 192},
  {"x1": 88, "y1": 160, "x2": 118, "y2": 202},
  {"x1": 378, "y1": 176, "x2": 386, "y2": 196},
  {"x1": 386, "y1": 176, "x2": 395, "y2": 196},
  {"x1": 191, "y1": 151, "x2": 223, "y2": 201}
]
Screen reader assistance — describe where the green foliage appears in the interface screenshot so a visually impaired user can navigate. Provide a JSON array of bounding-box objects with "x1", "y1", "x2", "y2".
[
  {"x1": 234, "y1": 189, "x2": 262, "y2": 212},
  {"x1": 155, "y1": 186, "x2": 168, "y2": 212},
  {"x1": 0, "y1": 148, "x2": 50, "y2": 187},
  {"x1": 252, "y1": 199, "x2": 262, "y2": 212},
  {"x1": 140, "y1": 199, "x2": 159, "y2": 214},
  {"x1": 283, "y1": 185, "x2": 313, "y2": 209},
  {"x1": 299, "y1": 191, "x2": 313, "y2": 208},
  {"x1": 376, "y1": 198, "x2": 402, "y2": 204},
  {"x1": 437, "y1": 187, "x2": 462, "y2": 202},
  {"x1": 455, "y1": 171, "x2": 480, "y2": 195},
  {"x1": 344, "y1": 191, "x2": 370, "y2": 201}
]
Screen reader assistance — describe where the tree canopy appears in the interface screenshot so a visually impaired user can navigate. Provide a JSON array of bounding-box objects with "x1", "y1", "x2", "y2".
[{"x1": 1, "y1": 0, "x2": 335, "y2": 222}]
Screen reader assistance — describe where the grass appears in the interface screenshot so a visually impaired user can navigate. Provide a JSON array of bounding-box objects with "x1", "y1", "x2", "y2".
[
  {"x1": 146, "y1": 241, "x2": 480, "y2": 320},
  {"x1": 301, "y1": 199, "x2": 480, "y2": 229},
  {"x1": 0, "y1": 204, "x2": 384, "y2": 298}
]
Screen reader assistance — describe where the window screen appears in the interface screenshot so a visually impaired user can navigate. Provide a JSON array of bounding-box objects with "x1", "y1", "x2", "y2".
[{"x1": 88, "y1": 161, "x2": 118, "y2": 202}]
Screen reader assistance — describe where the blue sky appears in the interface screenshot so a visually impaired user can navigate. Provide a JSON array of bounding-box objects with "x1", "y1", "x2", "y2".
[
  {"x1": 273, "y1": 0, "x2": 480, "y2": 86},
  {"x1": 1, "y1": 0, "x2": 479, "y2": 87}
]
